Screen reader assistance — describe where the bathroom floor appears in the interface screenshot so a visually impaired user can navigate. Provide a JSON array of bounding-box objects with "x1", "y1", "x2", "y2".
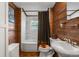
[
  {"x1": 53, "y1": 52, "x2": 58, "y2": 57},
  {"x1": 20, "y1": 51, "x2": 58, "y2": 57},
  {"x1": 20, "y1": 51, "x2": 40, "y2": 57}
]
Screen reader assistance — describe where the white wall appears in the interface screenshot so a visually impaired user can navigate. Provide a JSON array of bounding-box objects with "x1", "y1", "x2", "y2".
[
  {"x1": 21, "y1": 11, "x2": 26, "y2": 43},
  {"x1": 0, "y1": 2, "x2": 8, "y2": 57},
  {"x1": 67, "y1": 2, "x2": 79, "y2": 20}
]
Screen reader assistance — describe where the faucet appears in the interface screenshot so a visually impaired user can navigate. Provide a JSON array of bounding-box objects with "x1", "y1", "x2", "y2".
[
  {"x1": 71, "y1": 41, "x2": 77, "y2": 46},
  {"x1": 67, "y1": 39, "x2": 71, "y2": 43},
  {"x1": 63, "y1": 37, "x2": 67, "y2": 41},
  {"x1": 63, "y1": 38, "x2": 71, "y2": 43},
  {"x1": 63, "y1": 37, "x2": 78, "y2": 47}
]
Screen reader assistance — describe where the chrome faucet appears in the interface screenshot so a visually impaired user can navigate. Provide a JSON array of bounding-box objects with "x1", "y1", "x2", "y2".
[
  {"x1": 63, "y1": 38, "x2": 71, "y2": 43},
  {"x1": 63, "y1": 37, "x2": 67, "y2": 41},
  {"x1": 71, "y1": 42, "x2": 77, "y2": 46},
  {"x1": 67, "y1": 39, "x2": 71, "y2": 43},
  {"x1": 63, "y1": 37, "x2": 78, "y2": 47}
]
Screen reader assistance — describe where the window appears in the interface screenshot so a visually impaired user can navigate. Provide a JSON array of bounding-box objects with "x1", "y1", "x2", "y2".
[{"x1": 31, "y1": 20, "x2": 38, "y2": 30}]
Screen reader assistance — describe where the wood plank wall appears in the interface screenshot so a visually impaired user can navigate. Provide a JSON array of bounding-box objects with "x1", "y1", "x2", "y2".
[
  {"x1": 15, "y1": 8, "x2": 21, "y2": 43},
  {"x1": 53, "y1": 2, "x2": 67, "y2": 35},
  {"x1": 49, "y1": 8, "x2": 54, "y2": 36},
  {"x1": 49, "y1": 2, "x2": 79, "y2": 44},
  {"x1": 62, "y1": 17, "x2": 79, "y2": 44},
  {"x1": 9, "y1": 2, "x2": 21, "y2": 45}
]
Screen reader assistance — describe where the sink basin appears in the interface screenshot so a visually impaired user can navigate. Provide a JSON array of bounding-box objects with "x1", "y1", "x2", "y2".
[
  {"x1": 8, "y1": 43, "x2": 19, "y2": 57},
  {"x1": 50, "y1": 38, "x2": 79, "y2": 57}
]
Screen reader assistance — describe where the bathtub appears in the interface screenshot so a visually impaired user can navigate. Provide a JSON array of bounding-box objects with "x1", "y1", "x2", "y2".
[{"x1": 21, "y1": 41, "x2": 38, "y2": 52}]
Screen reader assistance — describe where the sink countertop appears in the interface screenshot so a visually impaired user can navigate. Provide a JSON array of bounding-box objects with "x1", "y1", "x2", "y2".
[{"x1": 50, "y1": 38, "x2": 79, "y2": 56}]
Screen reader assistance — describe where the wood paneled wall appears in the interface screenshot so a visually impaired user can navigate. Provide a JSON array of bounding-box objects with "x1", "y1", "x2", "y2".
[
  {"x1": 49, "y1": 2, "x2": 79, "y2": 44},
  {"x1": 49, "y1": 8, "x2": 54, "y2": 36},
  {"x1": 15, "y1": 8, "x2": 21, "y2": 43},
  {"x1": 9, "y1": 2, "x2": 21, "y2": 44},
  {"x1": 49, "y1": 2, "x2": 67, "y2": 37},
  {"x1": 62, "y1": 17, "x2": 79, "y2": 44},
  {"x1": 53, "y1": 2, "x2": 67, "y2": 35}
]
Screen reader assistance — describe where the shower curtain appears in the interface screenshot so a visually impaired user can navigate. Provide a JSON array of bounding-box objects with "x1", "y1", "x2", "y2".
[{"x1": 38, "y1": 11, "x2": 50, "y2": 46}]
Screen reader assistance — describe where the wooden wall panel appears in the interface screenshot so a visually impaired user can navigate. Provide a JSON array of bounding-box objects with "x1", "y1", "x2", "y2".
[
  {"x1": 15, "y1": 8, "x2": 21, "y2": 43},
  {"x1": 62, "y1": 17, "x2": 79, "y2": 44},
  {"x1": 50, "y1": 2, "x2": 79, "y2": 44},
  {"x1": 49, "y1": 8, "x2": 54, "y2": 36},
  {"x1": 9, "y1": 3, "x2": 16, "y2": 44},
  {"x1": 9, "y1": 2, "x2": 21, "y2": 44},
  {"x1": 9, "y1": 3, "x2": 21, "y2": 56},
  {"x1": 53, "y1": 2, "x2": 67, "y2": 35},
  {"x1": 9, "y1": 2, "x2": 17, "y2": 10}
]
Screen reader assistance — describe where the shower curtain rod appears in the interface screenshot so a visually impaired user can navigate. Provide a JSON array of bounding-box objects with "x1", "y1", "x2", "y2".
[
  {"x1": 22, "y1": 10, "x2": 47, "y2": 12},
  {"x1": 22, "y1": 8, "x2": 28, "y2": 16},
  {"x1": 22, "y1": 8, "x2": 38, "y2": 17}
]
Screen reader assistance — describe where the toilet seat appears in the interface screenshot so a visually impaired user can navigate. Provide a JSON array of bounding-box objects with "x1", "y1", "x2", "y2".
[{"x1": 39, "y1": 44, "x2": 54, "y2": 57}]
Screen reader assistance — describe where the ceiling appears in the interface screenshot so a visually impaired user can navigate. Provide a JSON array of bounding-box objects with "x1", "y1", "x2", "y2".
[
  {"x1": 14, "y1": 2, "x2": 55, "y2": 11},
  {"x1": 14, "y1": 2, "x2": 55, "y2": 16}
]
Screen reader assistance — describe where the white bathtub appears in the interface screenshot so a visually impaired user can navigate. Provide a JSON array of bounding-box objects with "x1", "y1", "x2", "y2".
[{"x1": 21, "y1": 41, "x2": 38, "y2": 52}]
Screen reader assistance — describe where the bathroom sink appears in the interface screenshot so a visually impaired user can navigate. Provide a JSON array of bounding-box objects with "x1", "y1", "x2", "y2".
[
  {"x1": 8, "y1": 43, "x2": 19, "y2": 57},
  {"x1": 50, "y1": 38, "x2": 79, "y2": 57}
]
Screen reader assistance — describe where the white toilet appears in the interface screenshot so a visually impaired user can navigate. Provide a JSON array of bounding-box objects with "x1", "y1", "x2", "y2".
[{"x1": 39, "y1": 45, "x2": 54, "y2": 57}]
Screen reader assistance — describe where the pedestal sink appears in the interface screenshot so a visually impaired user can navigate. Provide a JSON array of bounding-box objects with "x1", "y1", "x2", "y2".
[{"x1": 50, "y1": 38, "x2": 79, "y2": 57}]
